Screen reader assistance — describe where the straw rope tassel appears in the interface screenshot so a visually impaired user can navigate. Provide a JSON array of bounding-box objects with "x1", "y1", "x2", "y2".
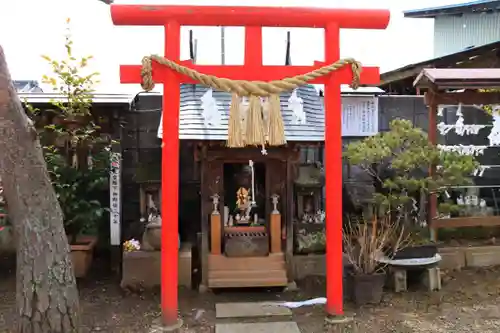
[
  {"x1": 267, "y1": 94, "x2": 286, "y2": 146},
  {"x1": 227, "y1": 93, "x2": 244, "y2": 148},
  {"x1": 140, "y1": 55, "x2": 362, "y2": 149},
  {"x1": 245, "y1": 95, "x2": 265, "y2": 147}
]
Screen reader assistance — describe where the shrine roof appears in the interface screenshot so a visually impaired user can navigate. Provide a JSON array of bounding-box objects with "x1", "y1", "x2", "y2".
[
  {"x1": 159, "y1": 84, "x2": 328, "y2": 141},
  {"x1": 413, "y1": 68, "x2": 500, "y2": 89},
  {"x1": 21, "y1": 84, "x2": 379, "y2": 142}
]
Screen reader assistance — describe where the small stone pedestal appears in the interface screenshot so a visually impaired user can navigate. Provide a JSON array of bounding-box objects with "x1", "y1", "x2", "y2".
[
  {"x1": 392, "y1": 267, "x2": 442, "y2": 292},
  {"x1": 377, "y1": 254, "x2": 442, "y2": 293},
  {"x1": 121, "y1": 243, "x2": 192, "y2": 290}
]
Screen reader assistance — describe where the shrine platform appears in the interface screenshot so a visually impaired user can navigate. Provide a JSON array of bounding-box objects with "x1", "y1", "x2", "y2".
[{"x1": 208, "y1": 253, "x2": 288, "y2": 288}]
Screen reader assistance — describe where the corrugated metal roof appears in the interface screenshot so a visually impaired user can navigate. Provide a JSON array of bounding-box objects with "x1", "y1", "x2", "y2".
[
  {"x1": 433, "y1": 11, "x2": 500, "y2": 57},
  {"x1": 161, "y1": 84, "x2": 327, "y2": 141},
  {"x1": 404, "y1": 0, "x2": 500, "y2": 18}
]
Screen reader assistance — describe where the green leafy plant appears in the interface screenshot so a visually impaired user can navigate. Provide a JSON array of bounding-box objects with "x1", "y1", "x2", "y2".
[
  {"x1": 36, "y1": 18, "x2": 101, "y2": 148},
  {"x1": 23, "y1": 19, "x2": 111, "y2": 243},
  {"x1": 44, "y1": 146, "x2": 109, "y2": 243},
  {"x1": 344, "y1": 119, "x2": 478, "y2": 224}
]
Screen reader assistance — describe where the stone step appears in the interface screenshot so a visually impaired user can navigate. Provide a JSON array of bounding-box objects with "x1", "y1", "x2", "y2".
[
  {"x1": 216, "y1": 322, "x2": 300, "y2": 333},
  {"x1": 216, "y1": 302, "x2": 291, "y2": 319}
]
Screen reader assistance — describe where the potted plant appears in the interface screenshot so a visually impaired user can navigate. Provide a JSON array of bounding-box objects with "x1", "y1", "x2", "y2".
[
  {"x1": 343, "y1": 216, "x2": 409, "y2": 305},
  {"x1": 389, "y1": 226, "x2": 437, "y2": 259},
  {"x1": 344, "y1": 119, "x2": 478, "y2": 259},
  {"x1": 45, "y1": 147, "x2": 109, "y2": 277},
  {"x1": 23, "y1": 19, "x2": 109, "y2": 277},
  {"x1": 35, "y1": 18, "x2": 101, "y2": 158}
]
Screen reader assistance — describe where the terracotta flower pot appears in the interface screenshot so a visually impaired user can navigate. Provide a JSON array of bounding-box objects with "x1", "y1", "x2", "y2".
[{"x1": 70, "y1": 235, "x2": 98, "y2": 278}]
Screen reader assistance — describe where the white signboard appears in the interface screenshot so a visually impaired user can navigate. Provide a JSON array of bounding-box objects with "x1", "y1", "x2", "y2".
[
  {"x1": 109, "y1": 152, "x2": 121, "y2": 246},
  {"x1": 341, "y1": 96, "x2": 379, "y2": 137}
]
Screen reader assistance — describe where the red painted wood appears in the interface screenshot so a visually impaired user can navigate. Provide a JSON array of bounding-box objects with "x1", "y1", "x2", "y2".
[
  {"x1": 111, "y1": 3, "x2": 389, "y2": 323},
  {"x1": 119, "y1": 64, "x2": 380, "y2": 86},
  {"x1": 161, "y1": 21, "x2": 181, "y2": 327},
  {"x1": 244, "y1": 27, "x2": 263, "y2": 68},
  {"x1": 324, "y1": 23, "x2": 343, "y2": 316},
  {"x1": 111, "y1": 5, "x2": 390, "y2": 29}
]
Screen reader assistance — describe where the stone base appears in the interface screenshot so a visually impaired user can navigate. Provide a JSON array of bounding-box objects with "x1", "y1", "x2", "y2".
[
  {"x1": 438, "y1": 247, "x2": 465, "y2": 270},
  {"x1": 324, "y1": 315, "x2": 354, "y2": 332},
  {"x1": 390, "y1": 267, "x2": 441, "y2": 292},
  {"x1": 216, "y1": 322, "x2": 300, "y2": 333},
  {"x1": 292, "y1": 254, "x2": 327, "y2": 279},
  {"x1": 149, "y1": 318, "x2": 183, "y2": 333},
  {"x1": 121, "y1": 243, "x2": 192, "y2": 290},
  {"x1": 464, "y1": 246, "x2": 500, "y2": 267},
  {"x1": 437, "y1": 245, "x2": 500, "y2": 269},
  {"x1": 285, "y1": 281, "x2": 298, "y2": 291},
  {"x1": 291, "y1": 253, "x2": 353, "y2": 299}
]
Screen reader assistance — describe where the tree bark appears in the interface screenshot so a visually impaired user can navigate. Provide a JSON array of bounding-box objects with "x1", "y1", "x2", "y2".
[{"x1": 0, "y1": 47, "x2": 80, "y2": 332}]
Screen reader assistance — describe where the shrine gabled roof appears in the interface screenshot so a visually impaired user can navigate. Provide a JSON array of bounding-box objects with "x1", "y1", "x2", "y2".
[{"x1": 168, "y1": 84, "x2": 326, "y2": 142}]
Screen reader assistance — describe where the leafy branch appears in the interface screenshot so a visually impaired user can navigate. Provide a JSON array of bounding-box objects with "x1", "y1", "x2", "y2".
[{"x1": 344, "y1": 119, "x2": 478, "y2": 219}]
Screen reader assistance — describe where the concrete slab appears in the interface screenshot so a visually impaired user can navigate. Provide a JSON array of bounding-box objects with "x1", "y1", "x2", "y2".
[
  {"x1": 464, "y1": 246, "x2": 500, "y2": 267},
  {"x1": 216, "y1": 322, "x2": 300, "y2": 333},
  {"x1": 216, "y1": 302, "x2": 292, "y2": 319}
]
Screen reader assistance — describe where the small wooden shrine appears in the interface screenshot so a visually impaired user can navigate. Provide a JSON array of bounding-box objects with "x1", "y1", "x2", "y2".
[
  {"x1": 172, "y1": 84, "x2": 326, "y2": 289},
  {"x1": 414, "y1": 68, "x2": 500, "y2": 240}
]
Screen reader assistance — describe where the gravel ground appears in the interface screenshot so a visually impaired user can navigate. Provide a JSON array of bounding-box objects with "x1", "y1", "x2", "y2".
[{"x1": 1, "y1": 255, "x2": 500, "y2": 333}]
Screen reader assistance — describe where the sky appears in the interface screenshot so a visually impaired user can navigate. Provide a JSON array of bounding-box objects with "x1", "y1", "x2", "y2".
[{"x1": 0, "y1": 0, "x2": 471, "y2": 93}]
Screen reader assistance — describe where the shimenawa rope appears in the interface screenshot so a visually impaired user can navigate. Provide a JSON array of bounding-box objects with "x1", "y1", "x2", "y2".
[{"x1": 140, "y1": 55, "x2": 362, "y2": 148}]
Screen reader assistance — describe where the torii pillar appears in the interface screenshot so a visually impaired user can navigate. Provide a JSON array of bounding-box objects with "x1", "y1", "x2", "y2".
[{"x1": 110, "y1": 4, "x2": 389, "y2": 326}]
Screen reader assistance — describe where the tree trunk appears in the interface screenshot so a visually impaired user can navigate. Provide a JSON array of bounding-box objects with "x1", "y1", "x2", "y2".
[{"x1": 0, "y1": 47, "x2": 80, "y2": 332}]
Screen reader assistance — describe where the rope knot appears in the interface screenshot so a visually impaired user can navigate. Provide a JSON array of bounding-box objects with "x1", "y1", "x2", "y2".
[
  {"x1": 349, "y1": 60, "x2": 362, "y2": 90},
  {"x1": 141, "y1": 56, "x2": 155, "y2": 92}
]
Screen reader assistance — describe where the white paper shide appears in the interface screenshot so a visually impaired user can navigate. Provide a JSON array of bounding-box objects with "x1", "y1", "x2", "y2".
[
  {"x1": 437, "y1": 104, "x2": 485, "y2": 136},
  {"x1": 488, "y1": 106, "x2": 500, "y2": 146},
  {"x1": 288, "y1": 89, "x2": 306, "y2": 125},
  {"x1": 200, "y1": 88, "x2": 222, "y2": 127}
]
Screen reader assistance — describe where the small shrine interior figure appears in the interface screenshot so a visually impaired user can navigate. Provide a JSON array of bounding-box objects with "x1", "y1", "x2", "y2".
[{"x1": 224, "y1": 163, "x2": 266, "y2": 226}]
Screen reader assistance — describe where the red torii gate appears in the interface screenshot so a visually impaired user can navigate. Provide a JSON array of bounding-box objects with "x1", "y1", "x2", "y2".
[{"x1": 110, "y1": 4, "x2": 389, "y2": 325}]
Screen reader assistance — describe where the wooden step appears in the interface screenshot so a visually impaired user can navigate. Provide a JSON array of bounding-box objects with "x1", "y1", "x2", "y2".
[
  {"x1": 209, "y1": 253, "x2": 285, "y2": 271},
  {"x1": 208, "y1": 253, "x2": 288, "y2": 288},
  {"x1": 209, "y1": 274, "x2": 288, "y2": 288},
  {"x1": 209, "y1": 269, "x2": 286, "y2": 280}
]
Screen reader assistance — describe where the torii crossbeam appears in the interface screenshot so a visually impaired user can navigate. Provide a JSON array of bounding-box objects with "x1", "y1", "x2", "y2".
[{"x1": 110, "y1": 4, "x2": 390, "y2": 326}]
